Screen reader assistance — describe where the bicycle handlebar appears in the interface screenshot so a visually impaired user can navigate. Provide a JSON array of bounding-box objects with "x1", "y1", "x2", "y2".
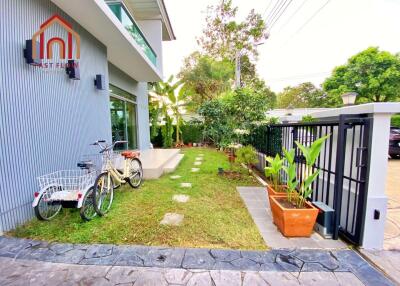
[{"x1": 90, "y1": 140, "x2": 128, "y2": 153}]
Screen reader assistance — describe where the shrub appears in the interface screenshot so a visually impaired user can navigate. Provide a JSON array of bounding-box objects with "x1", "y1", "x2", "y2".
[
  {"x1": 181, "y1": 121, "x2": 204, "y2": 144},
  {"x1": 392, "y1": 114, "x2": 400, "y2": 127},
  {"x1": 236, "y1": 145, "x2": 258, "y2": 172}
]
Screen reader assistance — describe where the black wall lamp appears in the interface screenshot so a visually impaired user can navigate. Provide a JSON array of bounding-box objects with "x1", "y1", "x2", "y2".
[
  {"x1": 66, "y1": 60, "x2": 80, "y2": 80},
  {"x1": 23, "y1": 40, "x2": 41, "y2": 65},
  {"x1": 94, "y1": 74, "x2": 105, "y2": 90}
]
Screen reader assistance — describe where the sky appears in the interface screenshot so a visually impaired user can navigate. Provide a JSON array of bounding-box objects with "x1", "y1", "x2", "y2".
[{"x1": 162, "y1": 0, "x2": 400, "y2": 93}]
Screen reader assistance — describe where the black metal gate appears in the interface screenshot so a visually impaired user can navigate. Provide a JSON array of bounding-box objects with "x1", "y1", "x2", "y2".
[{"x1": 253, "y1": 114, "x2": 372, "y2": 245}]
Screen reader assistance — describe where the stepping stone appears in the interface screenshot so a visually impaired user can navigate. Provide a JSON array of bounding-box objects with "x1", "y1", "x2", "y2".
[
  {"x1": 199, "y1": 154, "x2": 204, "y2": 157},
  {"x1": 180, "y1": 183, "x2": 192, "y2": 188},
  {"x1": 173, "y1": 194, "x2": 190, "y2": 203},
  {"x1": 160, "y1": 213, "x2": 184, "y2": 226},
  {"x1": 194, "y1": 161, "x2": 202, "y2": 166},
  {"x1": 170, "y1": 175, "x2": 181, "y2": 180},
  {"x1": 191, "y1": 168, "x2": 200, "y2": 172},
  {"x1": 195, "y1": 157, "x2": 203, "y2": 161}
]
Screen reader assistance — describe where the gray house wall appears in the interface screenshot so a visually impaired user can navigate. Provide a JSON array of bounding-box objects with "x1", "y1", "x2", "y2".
[
  {"x1": 108, "y1": 63, "x2": 151, "y2": 150},
  {"x1": 0, "y1": 0, "x2": 112, "y2": 231}
]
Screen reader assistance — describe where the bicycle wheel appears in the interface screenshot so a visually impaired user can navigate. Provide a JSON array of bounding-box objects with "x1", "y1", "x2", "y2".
[
  {"x1": 34, "y1": 186, "x2": 62, "y2": 221},
  {"x1": 93, "y1": 172, "x2": 114, "y2": 216},
  {"x1": 80, "y1": 187, "x2": 97, "y2": 221},
  {"x1": 127, "y1": 158, "x2": 143, "y2": 188}
]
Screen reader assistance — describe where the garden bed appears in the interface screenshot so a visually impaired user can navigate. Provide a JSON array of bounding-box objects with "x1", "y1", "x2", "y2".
[{"x1": 9, "y1": 148, "x2": 266, "y2": 250}]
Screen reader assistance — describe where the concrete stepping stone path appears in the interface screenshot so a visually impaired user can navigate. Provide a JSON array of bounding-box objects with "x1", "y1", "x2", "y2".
[
  {"x1": 180, "y1": 183, "x2": 192, "y2": 188},
  {"x1": 191, "y1": 168, "x2": 200, "y2": 172},
  {"x1": 194, "y1": 161, "x2": 202, "y2": 166},
  {"x1": 170, "y1": 175, "x2": 181, "y2": 180},
  {"x1": 160, "y1": 213, "x2": 184, "y2": 226},
  {"x1": 173, "y1": 194, "x2": 190, "y2": 203},
  {"x1": 195, "y1": 157, "x2": 203, "y2": 161},
  {"x1": 199, "y1": 154, "x2": 204, "y2": 157}
]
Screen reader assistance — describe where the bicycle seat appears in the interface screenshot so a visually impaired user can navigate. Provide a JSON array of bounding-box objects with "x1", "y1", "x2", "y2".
[
  {"x1": 77, "y1": 161, "x2": 94, "y2": 169},
  {"x1": 120, "y1": 151, "x2": 140, "y2": 159}
]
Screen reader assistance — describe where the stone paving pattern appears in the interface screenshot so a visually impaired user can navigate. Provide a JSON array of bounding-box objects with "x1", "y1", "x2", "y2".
[{"x1": 0, "y1": 236, "x2": 393, "y2": 285}]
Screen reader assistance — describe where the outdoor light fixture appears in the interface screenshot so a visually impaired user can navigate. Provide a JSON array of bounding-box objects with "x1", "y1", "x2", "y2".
[
  {"x1": 341, "y1": 92, "x2": 357, "y2": 106},
  {"x1": 94, "y1": 74, "x2": 105, "y2": 90},
  {"x1": 23, "y1": 40, "x2": 41, "y2": 65},
  {"x1": 65, "y1": 60, "x2": 80, "y2": 80}
]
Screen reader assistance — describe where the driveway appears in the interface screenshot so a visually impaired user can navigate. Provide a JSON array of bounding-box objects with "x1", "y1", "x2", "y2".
[{"x1": 360, "y1": 159, "x2": 400, "y2": 285}]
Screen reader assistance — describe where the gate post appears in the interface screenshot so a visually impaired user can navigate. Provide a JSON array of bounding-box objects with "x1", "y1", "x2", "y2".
[{"x1": 361, "y1": 113, "x2": 391, "y2": 249}]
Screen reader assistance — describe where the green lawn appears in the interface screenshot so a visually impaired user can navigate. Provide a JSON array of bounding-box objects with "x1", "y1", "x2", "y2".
[{"x1": 10, "y1": 148, "x2": 266, "y2": 250}]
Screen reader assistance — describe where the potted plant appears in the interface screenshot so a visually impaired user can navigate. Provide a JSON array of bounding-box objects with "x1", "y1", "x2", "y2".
[
  {"x1": 270, "y1": 135, "x2": 329, "y2": 237},
  {"x1": 264, "y1": 154, "x2": 285, "y2": 196}
]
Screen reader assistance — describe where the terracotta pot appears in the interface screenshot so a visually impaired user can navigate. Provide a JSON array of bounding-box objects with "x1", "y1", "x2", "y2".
[
  {"x1": 269, "y1": 195, "x2": 318, "y2": 237},
  {"x1": 266, "y1": 185, "x2": 286, "y2": 197},
  {"x1": 188, "y1": 142, "x2": 193, "y2": 147}
]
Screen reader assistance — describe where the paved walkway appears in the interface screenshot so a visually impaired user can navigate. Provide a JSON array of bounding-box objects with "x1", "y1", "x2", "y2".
[
  {"x1": 360, "y1": 159, "x2": 400, "y2": 285},
  {"x1": 237, "y1": 187, "x2": 347, "y2": 249},
  {"x1": 0, "y1": 236, "x2": 393, "y2": 285}
]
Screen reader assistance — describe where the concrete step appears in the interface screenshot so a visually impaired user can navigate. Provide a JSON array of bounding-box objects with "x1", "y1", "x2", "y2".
[
  {"x1": 163, "y1": 154, "x2": 184, "y2": 174},
  {"x1": 141, "y1": 149, "x2": 181, "y2": 179}
]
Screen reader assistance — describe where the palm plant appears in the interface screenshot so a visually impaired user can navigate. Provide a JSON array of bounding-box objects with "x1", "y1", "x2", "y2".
[
  {"x1": 265, "y1": 154, "x2": 284, "y2": 192},
  {"x1": 282, "y1": 148, "x2": 297, "y2": 203},
  {"x1": 149, "y1": 76, "x2": 188, "y2": 147},
  {"x1": 294, "y1": 134, "x2": 330, "y2": 208}
]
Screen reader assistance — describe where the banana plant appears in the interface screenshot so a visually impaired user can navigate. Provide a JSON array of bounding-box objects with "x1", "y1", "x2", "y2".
[
  {"x1": 265, "y1": 154, "x2": 284, "y2": 192},
  {"x1": 295, "y1": 134, "x2": 330, "y2": 207},
  {"x1": 282, "y1": 148, "x2": 297, "y2": 203}
]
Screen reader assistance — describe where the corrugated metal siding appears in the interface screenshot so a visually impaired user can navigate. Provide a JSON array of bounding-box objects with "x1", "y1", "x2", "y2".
[{"x1": 0, "y1": 0, "x2": 112, "y2": 231}]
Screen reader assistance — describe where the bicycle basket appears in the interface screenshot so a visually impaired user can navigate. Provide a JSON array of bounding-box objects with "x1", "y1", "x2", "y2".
[{"x1": 37, "y1": 170, "x2": 96, "y2": 194}]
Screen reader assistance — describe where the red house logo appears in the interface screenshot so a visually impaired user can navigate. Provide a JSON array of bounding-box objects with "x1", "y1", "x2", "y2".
[{"x1": 32, "y1": 14, "x2": 80, "y2": 60}]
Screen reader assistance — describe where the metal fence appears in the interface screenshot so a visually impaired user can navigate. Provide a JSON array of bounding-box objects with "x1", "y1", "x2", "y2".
[{"x1": 249, "y1": 114, "x2": 373, "y2": 245}]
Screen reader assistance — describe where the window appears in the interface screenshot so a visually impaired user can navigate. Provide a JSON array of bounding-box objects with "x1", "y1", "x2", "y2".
[{"x1": 109, "y1": 85, "x2": 138, "y2": 150}]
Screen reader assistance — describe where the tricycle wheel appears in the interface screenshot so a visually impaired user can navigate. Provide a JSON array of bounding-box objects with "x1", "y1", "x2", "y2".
[
  {"x1": 80, "y1": 187, "x2": 97, "y2": 221},
  {"x1": 34, "y1": 186, "x2": 62, "y2": 221}
]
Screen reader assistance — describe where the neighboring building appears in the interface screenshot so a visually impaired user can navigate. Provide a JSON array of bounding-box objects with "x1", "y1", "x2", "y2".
[{"x1": 0, "y1": 0, "x2": 175, "y2": 232}]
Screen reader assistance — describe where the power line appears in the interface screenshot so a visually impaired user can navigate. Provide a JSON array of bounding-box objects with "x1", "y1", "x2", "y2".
[
  {"x1": 265, "y1": 0, "x2": 285, "y2": 26},
  {"x1": 266, "y1": 0, "x2": 289, "y2": 26},
  {"x1": 268, "y1": 0, "x2": 295, "y2": 31},
  {"x1": 279, "y1": 0, "x2": 331, "y2": 47},
  {"x1": 262, "y1": 0, "x2": 274, "y2": 18},
  {"x1": 275, "y1": 0, "x2": 310, "y2": 33}
]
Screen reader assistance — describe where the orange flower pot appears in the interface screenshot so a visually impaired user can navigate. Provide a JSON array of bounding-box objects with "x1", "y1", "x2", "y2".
[
  {"x1": 269, "y1": 195, "x2": 318, "y2": 237},
  {"x1": 266, "y1": 185, "x2": 286, "y2": 225}
]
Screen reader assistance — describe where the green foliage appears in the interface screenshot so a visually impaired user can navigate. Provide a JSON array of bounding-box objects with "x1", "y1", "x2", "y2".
[
  {"x1": 181, "y1": 121, "x2": 204, "y2": 144},
  {"x1": 392, "y1": 114, "x2": 400, "y2": 127},
  {"x1": 198, "y1": 99, "x2": 235, "y2": 147},
  {"x1": 301, "y1": 115, "x2": 316, "y2": 123},
  {"x1": 236, "y1": 145, "x2": 258, "y2": 172},
  {"x1": 294, "y1": 135, "x2": 330, "y2": 208},
  {"x1": 323, "y1": 47, "x2": 400, "y2": 105},
  {"x1": 149, "y1": 76, "x2": 189, "y2": 146},
  {"x1": 198, "y1": 0, "x2": 268, "y2": 61},
  {"x1": 265, "y1": 154, "x2": 284, "y2": 193},
  {"x1": 282, "y1": 148, "x2": 297, "y2": 202},
  {"x1": 179, "y1": 53, "x2": 234, "y2": 107},
  {"x1": 277, "y1": 82, "x2": 326, "y2": 108}
]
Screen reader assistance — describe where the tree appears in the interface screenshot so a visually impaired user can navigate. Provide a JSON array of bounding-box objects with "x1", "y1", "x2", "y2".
[
  {"x1": 178, "y1": 52, "x2": 234, "y2": 107},
  {"x1": 277, "y1": 82, "x2": 325, "y2": 108},
  {"x1": 224, "y1": 87, "x2": 273, "y2": 130},
  {"x1": 196, "y1": 0, "x2": 268, "y2": 88},
  {"x1": 323, "y1": 47, "x2": 400, "y2": 105},
  {"x1": 197, "y1": 0, "x2": 268, "y2": 61}
]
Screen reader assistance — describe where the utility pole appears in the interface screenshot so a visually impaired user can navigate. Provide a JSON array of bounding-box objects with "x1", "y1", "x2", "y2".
[{"x1": 235, "y1": 50, "x2": 241, "y2": 89}]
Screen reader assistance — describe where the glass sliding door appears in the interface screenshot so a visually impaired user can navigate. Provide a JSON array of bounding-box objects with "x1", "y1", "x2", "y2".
[{"x1": 109, "y1": 85, "x2": 138, "y2": 150}]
